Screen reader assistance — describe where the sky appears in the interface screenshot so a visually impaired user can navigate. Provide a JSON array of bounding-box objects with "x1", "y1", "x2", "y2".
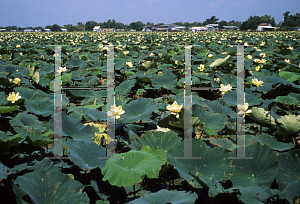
[{"x1": 1, "y1": 0, "x2": 299, "y2": 28}]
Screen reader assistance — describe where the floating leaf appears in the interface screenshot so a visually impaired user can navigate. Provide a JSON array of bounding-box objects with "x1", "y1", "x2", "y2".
[
  {"x1": 14, "y1": 170, "x2": 89, "y2": 203},
  {"x1": 102, "y1": 146, "x2": 166, "y2": 187},
  {"x1": 128, "y1": 189, "x2": 198, "y2": 204}
]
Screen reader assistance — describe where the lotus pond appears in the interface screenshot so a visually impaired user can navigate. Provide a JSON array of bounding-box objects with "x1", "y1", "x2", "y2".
[{"x1": 0, "y1": 31, "x2": 300, "y2": 203}]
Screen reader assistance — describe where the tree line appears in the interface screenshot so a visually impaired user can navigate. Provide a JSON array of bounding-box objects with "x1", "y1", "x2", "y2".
[{"x1": 1, "y1": 11, "x2": 299, "y2": 32}]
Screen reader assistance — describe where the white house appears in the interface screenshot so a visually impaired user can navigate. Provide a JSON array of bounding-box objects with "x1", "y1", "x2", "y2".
[
  {"x1": 61, "y1": 29, "x2": 67, "y2": 32},
  {"x1": 256, "y1": 25, "x2": 276, "y2": 31},
  {"x1": 24, "y1": 29, "x2": 33, "y2": 32},
  {"x1": 223, "y1": 26, "x2": 239, "y2": 30},
  {"x1": 189, "y1": 26, "x2": 207, "y2": 32},
  {"x1": 0, "y1": 29, "x2": 6, "y2": 32},
  {"x1": 45, "y1": 29, "x2": 51, "y2": 32},
  {"x1": 93, "y1": 26, "x2": 102, "y2": 32},
  {"x1": 171, "y1": 26, "x2": 186, "y2": 32}
]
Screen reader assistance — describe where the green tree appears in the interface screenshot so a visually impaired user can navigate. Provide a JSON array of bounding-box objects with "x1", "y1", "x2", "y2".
[
  {"x1": 204, "y1": 16, "x2": 219, "y2": 24},
  {"x1": 51, "y1": 24, "x2": 61, "y2": 32},
  {"x1": 218, "y1": 20, "x2": 227, "y2": 28},
  {"x1": 85, "y1": 21, "x2": 98, "y2": 31},
  {"x1": 130, "y1": 21, "x2": 144, "y2": 31}
]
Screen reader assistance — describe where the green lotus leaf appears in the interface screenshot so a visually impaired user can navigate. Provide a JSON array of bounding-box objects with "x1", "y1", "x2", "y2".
[
  {"x1": 0, "y1": 92, "x2": 7, "y2": 106},
  {"x1": 230, "y1": 143, "x2": 278, "y2": 188},
  {"x1": 13, "y1": 128, "x2": 51, "y2": 146},
  {"x1": 276, "y1": 149, "x2": 300, "y2": 203},
  {"x1": 10, "y1": 112, "x2": 46, "y2": 132},
  {"x1": 49, "y1": 111, "x2": 95, "y2": 140},
  {"x1": 66, "y1": 56, "x2": 87, "y2": 68},
  {"x1": 247, "y1": 107, "x2": 276, "y2": 127},
  {"x1": 128, "y1": 189, "x2": 198, "y2": 204},
  {"x1": 192, "y1": 104, "x2": 228, "y2": 136},
  {"x1": 278, "y1": 71, "x2": 300, "y2": 83},
  {"x1": 0, "y1": 134, "x2": 22, "y2": 155},
  {"x1": 279, "y1": 181, "x2": 300, "y2": 204},
  {"x1": 216, "y1": 72, "x2": 237, "y2": 87},
  {"x1": 64, "y1": 140, "x2": 107, "y2": 171},
  {"x1": 202, "y1": 99, "x2": 236, "y2": 118},
  {"x1": 234, "y1": 186, "x2": 281, "y2": 204},
  {"x1": 14, "y1": 170, "x2": 89, "y2": 204},
  {"x1": 102, "y1": 146, "x2": 166, "y2": 187},
  {"x1": 120, "y1": 98, "x2": 158, "y2": 123},
  {"x1": 151, "y1": 68, "x2": 177, "y2": 90},
  {"x1": 221, "y1": 90, "x2": 263, "y2": 107},
  {"x1": 0, "y1": 161, "x2": 9, "y2": 180},
  {"x1": 254, "y1": 132, "x2": 295, "y2": 151},
  {"x1": 209, "y1": 137, "x2": 237, "y2": 152},
  {"x1": 68, "y1": 107, "x2": 106, "y2": 121},
  {"x1": 25, "y1": 99, "x2": 53, "y2": 117},
  {"x1": 167, "y1": 139, "x2": 233, "y2": 189},
  {"x1": 14, "y1": 87, "x2": 49, "y2": 100},
  {"x1": 276, "y1": 115, "x2": 300, "y2": 138},
  {"x1": 275, "y1": 95, "x2": 299, "y2": 105},
  {"x1": 0, "y1": 105, "x2": 19, "y2": 114},
  {"x1": 115, "y1": 79, "x2": 136, "y2": 96},
  {"x1": 130, "y1": 130, "x2": 181, "y2": 152}
]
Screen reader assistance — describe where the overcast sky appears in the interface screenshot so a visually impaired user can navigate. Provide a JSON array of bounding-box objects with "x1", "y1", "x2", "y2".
[{"x1": 1, "y1": 0, "x2": 299, "y2": 27}]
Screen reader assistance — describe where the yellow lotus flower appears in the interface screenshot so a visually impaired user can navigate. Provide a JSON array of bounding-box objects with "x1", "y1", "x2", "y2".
[
  {"x1": 126, "y1": 62, "x2": 133, "y2": 67},
  {"x1": 244, "y1": 42, "x2": 249, "y2": 46},
  {"x1": 237, "y1": 103, "x2": 252, "y2": 115},
  {"x1": 16, "y1": 45, "x2": 21, "y2": 48},
  {"x1": 107, "y1": 105, "x2": 125, "y2": 119},
  {"x1": 13, "y1": 78, "x2": 21, "y2": 85},
  {"x1": 260, "y1": 42, "x2": 265, "y2": 46},
  {"x1": 167, "y1": 101, "x2": 183, "y2": 119},
  {"x1": 208, "y1": 54, "x2": 213, "y2": 58},
  {"x1": 218, "y1": 41, "x2": 222, "y2": 44},
  {"x1": 284, "y1": 59, "x2": 291, "y2": 64},
  {"x1": 57, "y1": 67, "x2": 67, "y2": 73},
  {"x1": 247, "y1": 55, "x2": 252, "y2": 59},
  {"x1": 214, "y1": 78, "x2": 220, "y2": 83},
  {"x1": 7, "y1": 92, "x2": 21, "y2": 103},
  {"x1": 198, "y1": 64, "x2": 205, "y2": 71},
  {"x1": 252, "y1": 78, "x2": 264, "y2": 87},
  {"x1": 123, "y1": 51, "x2": 129, "y2": 55},
  {"x1": 219, "y1": 84, "x2": 232, "y2": 95},
  {"x1": 253, "y1": 59, "x2": 260, "y2": 63},
  {"x1": 175, "y1": 61, "x2": 178, "y2": 65},
  {"x1": 150, "y1": 53, "x2": 155, "y2": 56},
  {"x1": 260, "y1": 59, "x2": 266, "y2": 64},
  {"x1": 255, "y1": 66, "x2": 261, "y2": 71},
  {"x1": 260, "y1": 53, "x2": 266, "y2": 58}
]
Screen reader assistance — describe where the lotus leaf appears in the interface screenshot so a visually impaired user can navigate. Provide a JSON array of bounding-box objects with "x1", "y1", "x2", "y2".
[
  {"x1": 14, "y1": 170, "x2": 89, "y2": 203},
  {"x1": 230, "y1": 143, "x2": 278, "y2": 188},
  {"x1": 129, "y1": 189, "x2": 198, "y2": 204},
  {"x1": 102, "y1": 146, "x2": 166, "y2": 187},
  {"x1": 64, "y1": 140, "x2": 107, "y2": 171}
]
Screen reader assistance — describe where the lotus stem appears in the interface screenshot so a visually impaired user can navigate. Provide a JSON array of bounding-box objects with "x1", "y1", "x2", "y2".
[{"x1": 133, "y1": 184, "x2": 136, "y2": 198}]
